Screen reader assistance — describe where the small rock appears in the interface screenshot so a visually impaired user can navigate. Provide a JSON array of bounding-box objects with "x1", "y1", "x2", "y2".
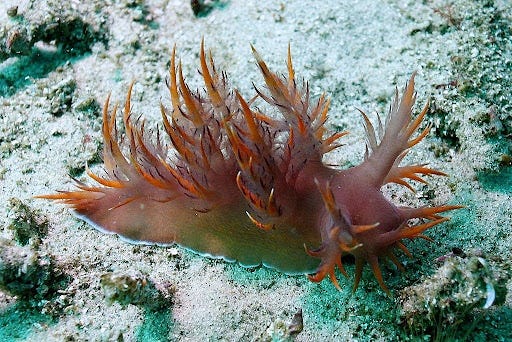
[
  {"x1": 7, "y1": 6, "x2": 18, "y2": 17},
  {"x1": 100, "y1": 270, "x2": 174, "y2": 310},
  {"x1": 7, "y1": 198, "x2": 49, "y2": 246}
]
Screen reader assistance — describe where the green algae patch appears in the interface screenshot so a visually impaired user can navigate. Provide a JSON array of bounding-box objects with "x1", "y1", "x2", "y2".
[
  {"x1": 301, "y1": 273, "x2": 401, "y2": 341},
  {"x1": 0, "y1": 302, "x2": 55, "y2": 341},
  {"x1": 478, "y1": 166, "x2": 512, "y2": 194},
  {"x1": 0, "y1": 239, "x2": 72, "y2": 340},
  {"x1": 399, "y1": 254, "x2": 510, "y2": 341},
  {"x1": 136, "y1": 309, "x2": 173, "y2": 342},
  {"x1": 0, "y1": 239, "x2": 69, "y2": 301}
]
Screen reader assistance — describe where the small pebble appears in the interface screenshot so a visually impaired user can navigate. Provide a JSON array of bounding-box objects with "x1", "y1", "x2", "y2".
[{"x1": 7, "y1": 6, "x2": 18, "y2": 17}]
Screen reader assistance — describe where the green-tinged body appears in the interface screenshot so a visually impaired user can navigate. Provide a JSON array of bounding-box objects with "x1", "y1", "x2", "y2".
[{"x1": 76, "y1": 192, "x2": 322, "y2": 273}]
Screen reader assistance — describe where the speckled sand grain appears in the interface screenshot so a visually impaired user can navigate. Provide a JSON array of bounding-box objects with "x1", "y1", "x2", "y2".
[{"x1": 1, "y1": 0, "x2": 511, "y2": 340}]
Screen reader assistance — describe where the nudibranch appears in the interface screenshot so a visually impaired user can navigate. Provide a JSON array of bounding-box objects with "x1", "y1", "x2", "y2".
[{"x1": 40, "y1": 41, "x2": 461, "y2": 293}]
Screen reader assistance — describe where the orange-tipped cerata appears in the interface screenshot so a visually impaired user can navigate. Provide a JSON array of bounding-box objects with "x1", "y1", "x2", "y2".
[{"x1": 39, "y1": 41, "x2": 461, "y2": 294}]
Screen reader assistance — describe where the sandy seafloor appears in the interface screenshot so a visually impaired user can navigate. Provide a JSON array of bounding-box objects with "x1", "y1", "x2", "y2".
[{"x1": 1, "y1": 0, "x2": 511, "y2": 341}]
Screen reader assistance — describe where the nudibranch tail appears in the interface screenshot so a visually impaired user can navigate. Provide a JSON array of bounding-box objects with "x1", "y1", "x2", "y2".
[{"x1": 37, "y1": 42, "x2": 243, "y2": 242}]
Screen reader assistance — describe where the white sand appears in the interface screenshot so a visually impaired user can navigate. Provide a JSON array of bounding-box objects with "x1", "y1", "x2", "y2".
[{"x1": 1, "y1": 0, "x2": 510, "y2": 340}]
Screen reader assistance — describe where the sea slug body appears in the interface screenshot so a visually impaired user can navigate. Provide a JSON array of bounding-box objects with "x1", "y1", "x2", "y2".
[{"x1": 40, "y1": 41, "x2": 461, "y2": 293}]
